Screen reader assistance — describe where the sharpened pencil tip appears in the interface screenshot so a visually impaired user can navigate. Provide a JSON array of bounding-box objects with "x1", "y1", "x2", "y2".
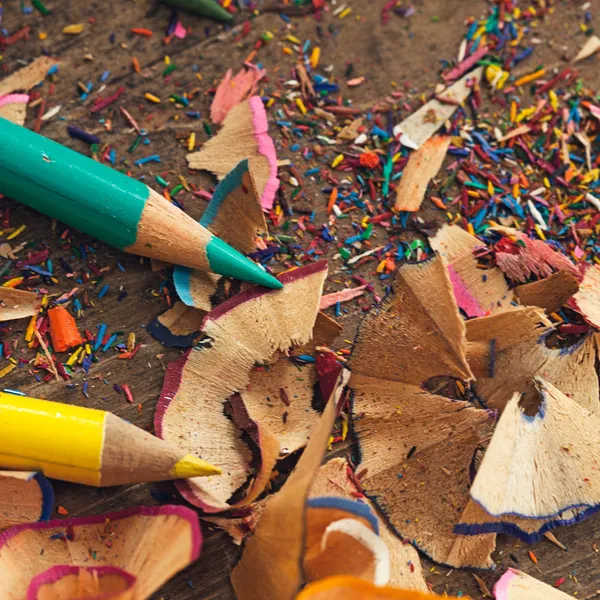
[
  {"x1": 205, "y1": 236, "x2": 283, "y2": 289},
  {"x1": 172, "y1": 454, "x2": 222, "y2": 478}
]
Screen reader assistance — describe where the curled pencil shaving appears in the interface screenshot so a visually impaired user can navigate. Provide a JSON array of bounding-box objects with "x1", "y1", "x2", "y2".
[
  {"x1": 514, "y1": 270, "x2": 579, "y2": 314},
  {"x1": 0, "y1": 505, "x2": 201, "y2": 600},
  {"x1": 147, "y1": 301, "x2": 205, "y2": 348},
  {"x1": 310, "y1": 458, "x2": 428, "y2": 592},
  {"x1": 156, "y1": 262, "x2": 329, "y2": 512},
  {"x1": 569, "y1": 264, "x2": 600, "y2": 329},
  {"x1": 174, "y1": 160, "x2": 266, "y2": 310},
  {"x1": 27, "y1": 565, "x2": 136, "y2": 600},
  {"x1": 241, "y1": 358, "x2": 320, "y2": 456},
  {"x1": 455, "y1": 496, "x2": 588, "y2": 544}
]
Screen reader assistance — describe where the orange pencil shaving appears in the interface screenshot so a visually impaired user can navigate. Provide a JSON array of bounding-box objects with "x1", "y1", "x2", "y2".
[
  {"x1": 132, "y1": 57, "x2": 141, "y2": 74},
  {"x1": 327, "y1": 187, "x2": 338, "y2": 213},
  {"x1": 131, "y1": 28, "x2": 153, "y2": 37},
  {"x1": 47, "y1": 306, "x2": 83, "y2": 352}
]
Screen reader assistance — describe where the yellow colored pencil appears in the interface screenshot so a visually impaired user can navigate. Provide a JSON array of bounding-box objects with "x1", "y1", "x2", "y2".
[{"x1": 0, "y1": 393, "x2": 220, "y2": 486}]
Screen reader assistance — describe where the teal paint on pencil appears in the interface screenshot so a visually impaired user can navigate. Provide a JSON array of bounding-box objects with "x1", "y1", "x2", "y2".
[{"x1": 0, "y1": 118, "x2": 281, "y2": 289}]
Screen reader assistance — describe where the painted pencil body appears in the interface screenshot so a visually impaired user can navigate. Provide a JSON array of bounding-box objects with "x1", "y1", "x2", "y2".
[
  {"x1": 0, "y1": 392, "x2": 221, "y2": 486},
  {"x1": 0, "y1": 117, "x2": 281, "y2": 289}
]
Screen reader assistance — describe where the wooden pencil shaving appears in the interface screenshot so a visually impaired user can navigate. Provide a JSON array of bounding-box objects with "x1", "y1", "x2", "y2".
[
  {"x1": 490, "y1": 226, "x2": 579, "y2": 284},
  {"x1": 156, "y1": 262, "x2": 328, "y2": 512},
  {"x1": 0, "y1": 287, "x2": 39, "y2": 322},
  {"x1": 394, "y1": 135, "x2": 451, "y2": 212},
  {"x1": 349, "y1": 257, "x2": 496, "y2": 568},
  {"x1": 569, "y1": 264, "x2": 600, "y2": 328},
  {"x1": 211, "y1": 67, "x2": 266, "y2": 125},
  {"x1": 0, "y1": 506, "x2": 201, "y2": 600},
  {"x1": 147, "y1": 301, "x2": 206, "y2": 348},
  {"x1": 174, "y1": 160, "x2": 265, "y2": 310},
  {"x1": 200, "y1": 160, "x2": 267, "y2": 255},
  {"x1": 430, "y1": 224, "x2": 514, "y2": 317},
  {"x1": 514, "y1": 270, "x2": 580, "y2": 314},
  {"x1": 241, "y1": 358, "x2": 319, "y2": 456},
  {"x1": 455, "y1": 497, "x2": 588, "y2": 543},
  {"x1": 231, "y1": 361, "x2": 353, "y2": 600},
  {"x1": 466, "y1": 307, "x2": 600, "y2": 415},
  {"x1": 186, "y1": 97, "x2": 280, "y2": 210},
  {"x1": 310, "y1": 458, "x2": 428, "y2": 592},
  {"x1": 393, "y1": 68, "x2": 483, "y2": 149},
  {"x1": 0, "y1": 471, "x2": 52, "y2": 531},
  {"x1": 572, "y1": 35, "x2": 600, "y2": 64},
  {"x1": 494, "y1": 568, "x2": 575, "y2": 599},
  {"x1": 470, "y1": 378, "x2": 600, "y2": 523},
  {"x1": 0, "y1": 56, "x2": 56, "y2": 125},
  {"x1": 0, "y1": 56, "x2": 56, "y2": 96}
]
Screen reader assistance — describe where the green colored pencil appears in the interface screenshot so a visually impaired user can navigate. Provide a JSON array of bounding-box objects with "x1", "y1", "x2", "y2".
[
  {"x1": 163, "y1": 0, "x2": 233, "y2": 22},
  {"x1": 0, "y1": 118, "x2": 281, "y2": 289}
]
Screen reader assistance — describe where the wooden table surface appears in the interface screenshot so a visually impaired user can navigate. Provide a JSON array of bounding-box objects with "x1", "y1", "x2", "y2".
[{"x1": 1, "y1": 0, "x2": 600, "y2": 598}]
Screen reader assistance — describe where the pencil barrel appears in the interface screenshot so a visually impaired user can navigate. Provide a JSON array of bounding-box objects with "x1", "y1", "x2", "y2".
[{"x1": 0, "y1": 116, "x2": 148, "y2": 249}]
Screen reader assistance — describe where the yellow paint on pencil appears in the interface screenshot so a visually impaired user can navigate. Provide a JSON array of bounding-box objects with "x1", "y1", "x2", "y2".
[
  {"x1": 286, "y1": 34, "x2": 301, "y2": 45},
  {"x1": 339, "y1": 7, "x2": 352, "y2": 18},
  {"x1": 144, "y1": 93, "x2": 161, "y2": 103},
  {"x1": 0, "y1": 393, "x2": 105, "y2": 485},
  {"x1": 188, "y1": 132, "x2": 196, "y2": 151}
]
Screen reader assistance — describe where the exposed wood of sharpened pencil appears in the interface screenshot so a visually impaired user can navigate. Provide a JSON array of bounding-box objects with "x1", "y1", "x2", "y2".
[
  {"x1": 126, "y1": 186, "x2": 211, "y2": 271},
  {"x1": 100, "y1": 413, "x2": 205, "y2": 486}
]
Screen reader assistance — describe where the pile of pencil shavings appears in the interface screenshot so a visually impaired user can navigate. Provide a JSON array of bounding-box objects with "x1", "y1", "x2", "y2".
[{"x1": 347, "y1": 221, "x2": 600, "y2": 575}]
